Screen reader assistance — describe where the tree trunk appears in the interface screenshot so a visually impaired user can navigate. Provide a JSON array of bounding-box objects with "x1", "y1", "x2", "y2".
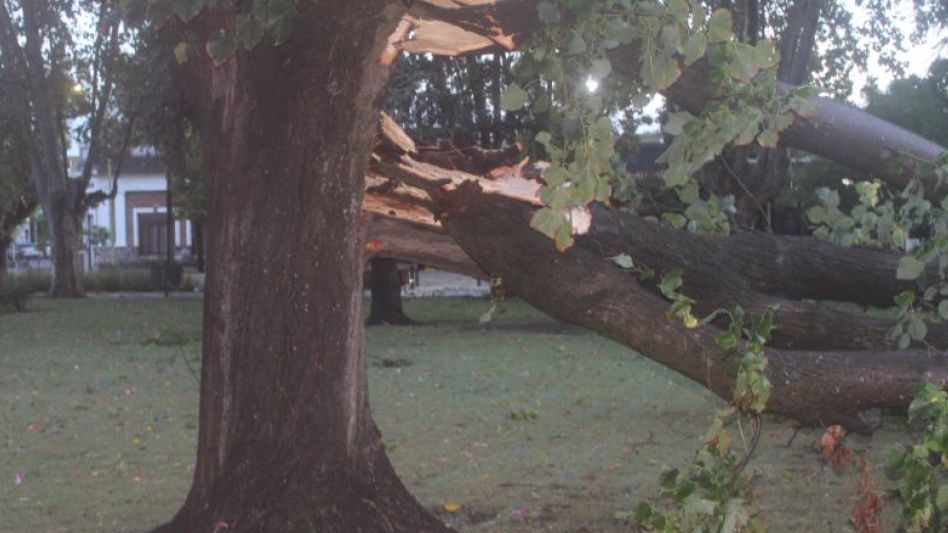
[
  {"x1": 154, "y1": 4, "x2": 447, "y2": 532},
  {"x1": 44, "y1": 191, "x2": 84, "y2": 297},
  {"x1": 366, "y1": 257, "x2": 415, "y2": 326}
]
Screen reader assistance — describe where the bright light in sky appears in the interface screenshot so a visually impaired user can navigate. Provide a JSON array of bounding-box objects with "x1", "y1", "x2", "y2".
[{"x1": 585, "y1": 76, "x2": 600, "y2": 93}]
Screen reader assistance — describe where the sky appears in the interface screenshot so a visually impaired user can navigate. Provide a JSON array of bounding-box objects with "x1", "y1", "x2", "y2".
[
  {"x1": 633, "y1": 1, "x2": 947, "y2": 134},
  {"x1": 846, "y1": 0, "x2": 945, "y2": 103}
]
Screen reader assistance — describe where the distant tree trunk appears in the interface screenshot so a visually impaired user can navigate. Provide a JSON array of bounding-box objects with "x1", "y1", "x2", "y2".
[
  {"x1": 44, "y1": 191, "x2": 84, "y2": 297},
  {"x1": 0, "y1": 236, "x2": 9, "y2": 286},
  {"x1": 192, "y1": 220, "x2": 205, "y2": 273},
  {"x1": 154, "y1": 3, "x2": 446, "y2": 531},
  {"x1": 366, "y1": 257, "x2": 415, "y2": 325}
]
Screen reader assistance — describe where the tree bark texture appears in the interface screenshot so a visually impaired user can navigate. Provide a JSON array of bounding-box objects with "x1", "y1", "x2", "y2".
[
  {"x1": 154, "y1": 4, "x2": 447, "y2": 532},
  {"x1": 43, "y1": 190, "x2": 84, "y2": 297},
  {"x1": 366, "y1": 257, "x2": 415, "y2": 326}
]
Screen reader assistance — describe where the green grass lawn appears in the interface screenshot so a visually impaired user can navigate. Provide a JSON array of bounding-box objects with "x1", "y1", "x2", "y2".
[{"x1": 0, "y1": 297, "x2": 914, "y2": 532}]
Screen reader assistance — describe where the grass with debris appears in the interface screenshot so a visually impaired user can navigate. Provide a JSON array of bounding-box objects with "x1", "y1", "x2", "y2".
[{"x1": 0, "y1": 297, "x2": 914, "y2": 532}]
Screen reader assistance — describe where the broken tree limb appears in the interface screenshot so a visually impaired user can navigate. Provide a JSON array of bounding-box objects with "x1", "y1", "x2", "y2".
[
  {"x1": 363, "y1": 212, "x2": 485, "y2": 280},
  {"x1": 436, "y1": 185, "x2": 948, "y2": 433},
  {"x1": 363, "y1": 137, "x2": 948, "y2": 352}
]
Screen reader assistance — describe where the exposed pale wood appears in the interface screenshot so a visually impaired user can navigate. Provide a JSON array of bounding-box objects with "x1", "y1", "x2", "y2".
[{"x1": 378, "y1": 111, "x2": 416, "y2": 154}]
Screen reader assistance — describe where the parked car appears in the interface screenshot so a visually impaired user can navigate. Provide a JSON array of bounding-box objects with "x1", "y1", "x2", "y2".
[{"x1": 15, "y1": 244, "x2": 43, "y2": 260}]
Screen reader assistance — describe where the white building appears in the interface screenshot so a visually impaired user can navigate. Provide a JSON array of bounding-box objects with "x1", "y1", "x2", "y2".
[
  {"x1": 82, "y1": 149, "x2": 193, "y2": 266},
  {"x1": 10, "y1": 149, "x2": 193, "y2": 270}
]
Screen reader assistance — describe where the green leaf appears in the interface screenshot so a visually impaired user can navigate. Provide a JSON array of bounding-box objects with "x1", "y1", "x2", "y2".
[
  {"x1": 659, "y1": 270, "x2": 684, "y2": 299},
  {"x1": 206, "y1": 29, "x2": 238, "y2": 65},
  {"x1": 660, "y1": 24, "x2": 682, "y2": 54},
  {"x1": 683, "y1": 495, "x2": 716, "y2": 516},
  {"x1": 501, "y1": 84, "x2": 528, "y2": 111},
  {"x1": 642, "y1": 52, "x2": 681, "y2": 91},
  {"x1": 553, "y1": 220, "x2": 574, "y2": 251},
  {"x1": 938, "y1": 300, "x2": 948, "y2": 320},
  {"x1": 235, "y1": 13, "x2": 265, "y2": 49},
  {"x1": 676, "y1": 182, "x2": 699, "y2": 203},
  {"x1": 757, "y1": 128, "x2": 779, "y2": 148},
  {"x1": 262, "y1": 0, "x2": 296, "y2": 46},
  {"x1": 683, "y1": 33, "x2": 707, "y2": 66},
  {"x1": 666, "y1": 0, "x2": 690, "y2": 18},
  {"x1": 898, "y1": 332, "x2": 911, "y2": 349},
  {"x1": 662, "y1": 212, "x2": 687, "y2": 229},
  {"x1": 172, "y1": 0, "x2": 204, "y2": 23},
  {"x1": 590, "y1": 57, "x2": 612, "y2": 80},
  {"x1": 663, "y1": 166, "x2": 690, "y2": 188},
  {"x1": 663, "y1": 112, "x2": 693, "y2": 136},
  {"x1": 721, "y1": 499, "x2": 750, "y2": 533},
  {"x1": 173, "y1": 42, "x2": 189, "y2": 64},
  {"x1": 897, "y1": 256, "x2": 925, "y2": 281},
  {"x1": 707, "y1": 8, "x2": 732, "y2": 43},
  {"x1": 530, "y1": 208, "x2": 572, "y2": 252},
  {"x1": 937, "y1": 483, "x2": 948, "y2": 509},
  {"x1": 610, "y1": 254, "x2": 634, "y2": 269},
  {"x1": 908, "y1": 316, "x2": 928, "y2": 341}
]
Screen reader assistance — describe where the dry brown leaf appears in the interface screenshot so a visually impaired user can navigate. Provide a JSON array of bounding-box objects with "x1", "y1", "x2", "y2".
[
  {"x1": 820, "y1": 424, "x2": 853, "y2": 473},
  {"x1": 851, "y1": 463, "x2": 882, "y2": 533}
]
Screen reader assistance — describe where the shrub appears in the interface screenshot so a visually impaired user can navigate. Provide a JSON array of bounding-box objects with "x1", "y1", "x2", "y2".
[
  {"x1": 0, "y1": 279, "x2": 35, "y2": 312},
  {"x1": 84, "y1": 268, "x2": 156, "y2": 292},
  {"x1": 7, "y1": 267, "x2": 198, "y2": 293}
]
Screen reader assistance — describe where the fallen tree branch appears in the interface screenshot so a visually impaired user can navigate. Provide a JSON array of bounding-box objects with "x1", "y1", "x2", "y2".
[
  {"x1": 365, "y1": 120, "x2": 948, "y2": 351},
  {"x1": 437, "y1": 186, "x2": 948, "y2": 433}
]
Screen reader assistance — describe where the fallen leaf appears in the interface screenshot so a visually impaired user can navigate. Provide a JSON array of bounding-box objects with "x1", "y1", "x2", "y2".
[
  {"x1": 443, "y1": 502, "x2": 462, "y2": 513},
  {"x1": 851, "y1": 462, "x2": 882, "y2": 533},
  {"x1": 820, "y1": 424, "x2": 852, "y2": 473}
]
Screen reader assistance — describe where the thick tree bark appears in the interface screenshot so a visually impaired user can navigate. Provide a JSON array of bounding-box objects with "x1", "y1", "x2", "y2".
[
  {"x1": 366, "y1": 257, "x2": 415, "y2": 326},
  {"x1": 437, "y1": 186, "x2": 948, "y2": 432},
  {"x1": 155, "y1": 4, "x2": 447, "y2": 532},
  {"x1": 44, "y1": 191, "x2": 84, "y2": 298}
]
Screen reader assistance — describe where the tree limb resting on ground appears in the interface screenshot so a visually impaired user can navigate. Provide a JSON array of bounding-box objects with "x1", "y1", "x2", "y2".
[{"x1": 361, "y1": 117, "x2": 948, "y2": 432}]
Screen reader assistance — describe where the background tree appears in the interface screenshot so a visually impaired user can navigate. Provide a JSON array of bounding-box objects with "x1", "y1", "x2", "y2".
[
  {"x1": 0, "y1": 89, "x2": 35, "y2": 284},
  {"x1": 0, "y1": 0, "x2": 138, "y2": 296},
  {"x1": 865, "y1": 69, "x2": 948, "y2": 148}
]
